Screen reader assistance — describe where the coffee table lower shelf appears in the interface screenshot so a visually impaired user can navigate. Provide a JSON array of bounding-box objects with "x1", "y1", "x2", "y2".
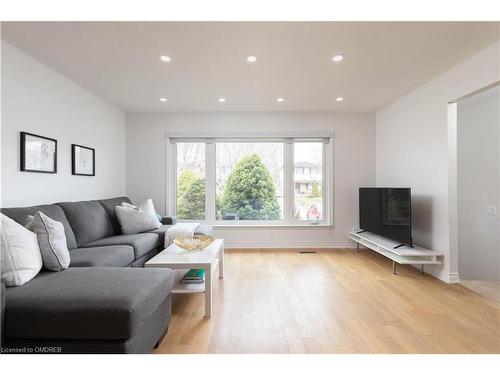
[{"x1": 171, "y1": 259, "x2": 219, "y2": 294}]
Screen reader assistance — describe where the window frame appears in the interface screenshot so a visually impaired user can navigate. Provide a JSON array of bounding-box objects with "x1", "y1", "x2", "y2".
[{"x1": 168, "y1": 136, "x2": 333, "y2": 227}]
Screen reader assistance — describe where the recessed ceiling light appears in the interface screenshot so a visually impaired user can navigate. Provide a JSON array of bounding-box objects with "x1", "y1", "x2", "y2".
[
  {"x1": 277, "y1": 97, "x2": 285, "y2": 102},
  {"x1": 159, "y1": 98, "x2": 168, "y2": 102},
  {"x1": 246, "y1": 55, "x2": 257, "y2": 63},
  {"x1": 159, "y1": 55, "x2": 171, "y2": 62},
  {"x1": 218, "y1": 97, "x2": 226, "y2": 103},
  {"x1": 335, "y1": 97, "x2": 344, "y2": 102},
  {"x1": 332, "y1": 54, "x2": 344, "y2": 63}
]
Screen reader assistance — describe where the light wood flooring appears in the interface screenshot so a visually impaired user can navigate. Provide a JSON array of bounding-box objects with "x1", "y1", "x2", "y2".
[
  {"x1": 155, "y1": 249, "x2": 500, "y2": 354},
  {"x1": 459, "y1": 280, "x2": 500, "y2": 304}
]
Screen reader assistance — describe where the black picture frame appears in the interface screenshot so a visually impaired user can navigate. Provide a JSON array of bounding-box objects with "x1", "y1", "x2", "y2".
[
  {"x1": 20, "y1": 132, "x2": 58, "y2": 173},
  {"x1": 71, "y1": 144, "x2": 95, "y2": 176},
  {"x1": 72, "y1": 144, "x2": 95, "y2": 176}
]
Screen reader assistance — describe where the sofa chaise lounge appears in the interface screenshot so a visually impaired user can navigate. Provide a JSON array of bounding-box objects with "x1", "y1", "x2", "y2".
[{"x1": 0, "y1": 196, "x2": 211, "y2": 353}]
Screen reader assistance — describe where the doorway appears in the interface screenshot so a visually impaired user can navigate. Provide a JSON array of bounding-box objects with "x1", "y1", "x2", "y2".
[{"x1": 453, "y1": 83, "x2": 500, "y2": 302}]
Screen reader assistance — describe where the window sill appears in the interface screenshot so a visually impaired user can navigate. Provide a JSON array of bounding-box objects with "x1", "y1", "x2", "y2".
[{"x1": 212, "y1": 223, "x2": 332, "y2": 230}]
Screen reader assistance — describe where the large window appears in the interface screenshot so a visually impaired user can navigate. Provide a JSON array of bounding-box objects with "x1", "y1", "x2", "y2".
[{"x1": 172, "y1": 138, "x2": 330, "y2": 225}]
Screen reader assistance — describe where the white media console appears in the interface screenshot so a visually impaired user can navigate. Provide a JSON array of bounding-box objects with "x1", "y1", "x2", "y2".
[{"x1": 347, "y1": 230, "x2": 443, "y2": 274}]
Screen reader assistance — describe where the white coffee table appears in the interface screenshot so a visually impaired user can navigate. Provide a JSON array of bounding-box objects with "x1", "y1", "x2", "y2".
[{"x1": 145, "y1": 239, "x2": 224, "y2": 318}]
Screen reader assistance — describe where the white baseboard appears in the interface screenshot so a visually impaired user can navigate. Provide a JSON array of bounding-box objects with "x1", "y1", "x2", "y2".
[
  {"x1": 224, "y1": 240, "x2": 356, "y2": 249},
  {"x1": 409, "y1": 264, "x2": 452, "y2": 284},
  {"x1": 416, "y1": 268, "x2": 458, "y2": 284},
  {"x1": 448, "y1": 272, "x2": 461, "y2": 284}
]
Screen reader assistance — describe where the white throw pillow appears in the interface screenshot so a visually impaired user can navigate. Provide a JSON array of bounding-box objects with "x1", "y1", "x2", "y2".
[
  {"x1": 1, "y1": 213, "x2": 43, "y2": 286},
  {"x1": 26, "y1": 211, "x2": 70, "y2": 271},
  {"x1": 115, "y1": 199, "x2": 162, "y2": 235}
]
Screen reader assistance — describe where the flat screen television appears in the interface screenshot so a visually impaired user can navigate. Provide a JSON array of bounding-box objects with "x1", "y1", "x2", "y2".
[{"x1": 359, "y1": 187, "x2": 412, "y2": 247}]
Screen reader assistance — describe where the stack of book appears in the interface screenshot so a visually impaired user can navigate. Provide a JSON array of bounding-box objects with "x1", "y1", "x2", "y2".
[{"x1": 181, "y1": 269, "x2": 205, "y2": 284}]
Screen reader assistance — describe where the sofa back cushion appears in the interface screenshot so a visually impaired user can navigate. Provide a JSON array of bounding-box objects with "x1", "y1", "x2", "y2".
[
  {"x1": 1, "y1": 204, "x2": 77, "y2": 249},
  {"x1": 57, "y1": 201, "x2": 113, "y2": 247},
  {"x1": 98, "y1": 196, "x2": 131, "y2": 235}
]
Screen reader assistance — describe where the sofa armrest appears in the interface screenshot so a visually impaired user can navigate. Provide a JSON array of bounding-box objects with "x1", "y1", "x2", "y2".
[
  {"x1": 1, "y1": 281, "x2": 5, "y2": 348},
  {"x1": 161, "y1": 216, "x2": 176, "y2": 225}
]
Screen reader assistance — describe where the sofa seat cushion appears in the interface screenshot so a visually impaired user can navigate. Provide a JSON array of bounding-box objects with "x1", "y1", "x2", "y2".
[
  {"x1": 82, "y1": 233, "x2": 160, "y2": 259},
  {"x1": 69, "y1": 246, "x2": 134, "y2": 267},
  {"x1": 1, "y1": 204, "x2": 77, "y2": 249},
  {"x1": 147, "y1": 224, "x2": 214, "y2": 248},
  {"x1": 4, "y1": 267, "x2": 174, "y2": 340},
  {"x1": 57, "y1": 201, "x2": 114, "y2": 247}
]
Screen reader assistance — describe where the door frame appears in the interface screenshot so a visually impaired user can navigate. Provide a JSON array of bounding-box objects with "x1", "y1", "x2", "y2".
[{"x1": 447, "y1": 81, "x2": 500, "y2": 283}]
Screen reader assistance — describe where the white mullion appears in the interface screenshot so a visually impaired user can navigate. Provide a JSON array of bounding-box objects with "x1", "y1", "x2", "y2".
[
  {"x1": 284, "y1": 142, "x2": 294, "y2": 224},
  {"x1": 322, "y1": 142, "x2": 329, "y2": 225},
  {"x1": 205, "y1": 142, "x2": 216, "y2": 224},
  {"x1": 326, "y1": 139, "x2": 334, "y2": 226},
  {"x1": 166, "y1": 138, "x2": 176, "y2": 217}
]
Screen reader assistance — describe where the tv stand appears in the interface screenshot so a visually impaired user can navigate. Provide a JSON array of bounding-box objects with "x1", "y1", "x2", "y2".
[{"x1": 347, "y1": 230, "x2": 443, "y2": 275}]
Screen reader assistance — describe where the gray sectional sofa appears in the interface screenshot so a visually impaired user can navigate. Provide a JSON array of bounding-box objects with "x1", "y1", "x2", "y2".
[{"x1": 0, "y1": 196, "x2": 210, "y2": 353}]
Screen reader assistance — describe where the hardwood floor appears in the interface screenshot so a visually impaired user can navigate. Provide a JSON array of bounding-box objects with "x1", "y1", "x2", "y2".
[
  {"x1": 459, "y1": 280, "x2": 500, "y2": 304},
  {"x1": 155, "y1": 249, "x2": 500, "y2": 354}
]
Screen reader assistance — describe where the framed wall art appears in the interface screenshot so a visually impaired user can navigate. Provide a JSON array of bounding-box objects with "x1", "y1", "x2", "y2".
[
  {"x1": 72, "y1": 144, "x2": 95, "y2": 176},
  {"x1": 20, "y1": 132, "x2": 57, "y2": 173}
]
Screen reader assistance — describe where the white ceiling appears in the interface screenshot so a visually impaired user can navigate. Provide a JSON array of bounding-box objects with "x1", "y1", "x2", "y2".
[{"x1": 2, "y1": 22, "x2": 499, "y2": 113}]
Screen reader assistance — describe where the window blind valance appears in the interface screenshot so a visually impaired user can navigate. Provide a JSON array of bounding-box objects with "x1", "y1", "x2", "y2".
[{"x1": 167, "y1": 131, "x2": 333, "y2": 144}]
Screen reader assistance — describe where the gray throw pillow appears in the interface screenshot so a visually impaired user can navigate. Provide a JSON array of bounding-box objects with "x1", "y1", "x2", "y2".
[{"x1": 26, "y1": 211, "x2": 70, "y2": 271}]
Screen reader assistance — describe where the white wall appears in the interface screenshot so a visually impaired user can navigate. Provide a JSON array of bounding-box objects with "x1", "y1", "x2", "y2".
[
  {"x1": 376, "y1": 41, "x2": 500, "y2": 283},
  {"x1": 1, "y1": 41, "x2": 126, "y2": 207},
  {"x1": 126, "y1": 112, "x2": 375, "y2": 248},
  {"x1": 457, "y1": 87, "x2": 499, "y2": 281}
]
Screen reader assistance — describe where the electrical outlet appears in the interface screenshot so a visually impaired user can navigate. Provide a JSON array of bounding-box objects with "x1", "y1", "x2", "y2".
[{"x1": 487, "y1": 205, "x2": 497, "y2": 215}]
